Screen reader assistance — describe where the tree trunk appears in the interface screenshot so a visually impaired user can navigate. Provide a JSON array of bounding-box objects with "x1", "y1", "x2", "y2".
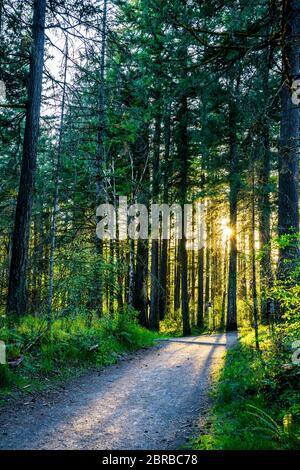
[
  {"x1": 132, "y1": 123, "x2": 150, "y2": 326},
  {"x1": 204, "y1": 212, "x2": 210, "y2": 321},
  {"x1": 257, "y1": 46, "x2": 274, "y2": 323},
  {"x1": 257, "y1": 122, "x2": 274, "y2": 322},
  {"x1": 159, "y1": 237, "x2": 168, "y2": 321},
  {"x1": 278, "y1": 0, "x2": 300, "y2": 279},
  {"x1": 7, "y1": 0, "x2": 46, "y2": 316},
  {"x1": 94, "y1": 0, "x2": 108, "y2": 317},
  {"x1": 177, "y1": 88, "x2": 191, "y2": 336},
  {"x1": 220, "y1": 234, "x2": 228, "y2": 330},
  {"x1": 133, "y1": 238, "x2": 149, "y2": 327},
  {"x1": 116, "y1": 241, "x2": 124, "y2": 312},
  {"x1": 47, "y1": 38, "x2": 68, "y2": 331},
  {"x1": 149, "y1": 108, "x2": 162, "y2": 330},
  {"x1": 174, "y1": 242, "x2": 181, "y2": 313},
  {"x1": 197, "y1": 245, "x2": 204, "y2": 328},
  {"x1": 191, "y1": 247, "x2": 196, "y2": 324},
  {"x1": 128, "y1": 238, "x2": 135, "y2": 306},
  {"x1": 158, "y1": 111, "x2": 171, "y2": 321},
  {"x1": 250, "y1": 168, "x2": 260, "y2": 350},
  {"x1": 226, "y1": 105, "x2": 239, "y2": 332}
]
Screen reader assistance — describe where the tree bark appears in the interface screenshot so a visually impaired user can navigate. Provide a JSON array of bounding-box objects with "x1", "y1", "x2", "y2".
[
  {"x1": 132, "y1": 123, "x2": 150, "y2": 326},
  {"x1": 47, "y1": 38, "x2": 68, "y2": 330},
  {"x1": 197, "y1": 245, "x2": 204, "y2": 328},
  {"x1": 174, "y1": 242, "x2": 181, "y2": 312},
  {"x1": 149, "y1": 107, "x2": 162, "y2": 330},
  {"x1": 177, "y1": 89, "x2": 191, "y2": 336},
  {"x1": 133, "y1": 238, "x2": 149, "y2": 327},
  {"x1": 204, "y1": 211, "x2": 210, "y2": 321},
  {"x1": 226, "y1": 105, "x2": 239, "y2": 332},
  {"x1": 257, "y1": 121, "x2": 274, "y2": 322},
  {"x1": 220, "y1": 234, "x2": 228, "y2": 330},
  {"x1": 278, "y1": 0, "x2": 300, "y2": 279},
  {"x1": 7, "y1": 0, "x2": 46, "y2": 316},
  {"x1": 94, "y1": 0, "x2": 108, "y2": 316},
  {"x1": 158, "y1": 111, "x2": 171, "y2": 321},
  {"x1": 250, "y1": 167, "x2": 260, "y2": 350}
]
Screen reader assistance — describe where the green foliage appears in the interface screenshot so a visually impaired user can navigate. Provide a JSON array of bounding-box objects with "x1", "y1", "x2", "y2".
[
  {"x1": 0, "y1": 310, "x2": 158, "y2": 398},
  {"x1": 159, "y1": 318, "x2": 183, "y2": 337},
  {"x1": 270, "y1": 280, "x2": 300, "y2": 332},
  {"x1": 268, "y1": 236, "x2": 300, "y2": 334},
  {"x1": 193, "y1": 331, "x2": 300, "y2": 450},
  {"x1": 0, "y1": 365, "x2": 13, "y2": 389}
]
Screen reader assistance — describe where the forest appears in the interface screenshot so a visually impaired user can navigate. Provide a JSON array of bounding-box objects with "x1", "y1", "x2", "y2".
[{"x1": 0, "y1": 0, "x2": 300, "y2": 453}]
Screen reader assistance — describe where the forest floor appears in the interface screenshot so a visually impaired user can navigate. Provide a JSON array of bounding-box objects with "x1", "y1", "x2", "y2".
[{"x1": 0, "y1": 333, "x2": 237, "y2": 450}]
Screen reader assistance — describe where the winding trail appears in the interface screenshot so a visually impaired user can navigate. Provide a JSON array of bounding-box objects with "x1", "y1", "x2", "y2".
[{"x1": 0, "y1": 333, "x2": 237, "y2": 450}]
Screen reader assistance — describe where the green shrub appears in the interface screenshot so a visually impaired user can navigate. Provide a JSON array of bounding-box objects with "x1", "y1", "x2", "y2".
[
  {"x1": 193, "y1": 331, "x2": 300, "y2": 450},
  {"x1": 0, "y1": 310, "x2": 157, "y2": 397},
  {"x1": 0, "y1": 365, "x2": 12, "y2": 389},
  {"x1": 159, "y1": 317, "x2": 182, "y2": 337}
]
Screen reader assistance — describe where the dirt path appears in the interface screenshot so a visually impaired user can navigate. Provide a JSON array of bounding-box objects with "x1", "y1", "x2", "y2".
[{"x1": 0, "y1": 333, "x2": 237, "y2": 450}]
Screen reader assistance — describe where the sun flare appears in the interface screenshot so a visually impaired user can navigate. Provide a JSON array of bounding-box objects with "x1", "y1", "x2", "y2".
[{"x1": 221, "y1": 218, "x2": 232, "y2": 240}]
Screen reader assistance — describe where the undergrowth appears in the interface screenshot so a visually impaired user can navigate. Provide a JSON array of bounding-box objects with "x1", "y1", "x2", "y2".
[
  {"x1": 0, "y1": 309, "x2": 158, "y2": 402},
  {"x1": 159, "y1": 317, "x2": 218, "y2": 337},
  {"x1": 193, "y1": 328, "x2": 300, "y2": 450}
]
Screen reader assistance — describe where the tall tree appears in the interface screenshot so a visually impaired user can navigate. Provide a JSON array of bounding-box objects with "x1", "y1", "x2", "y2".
[
  {"x1": 132, "y1": 124, "x2": 150, "y2": 327},
  {"x1": 277, "y1": 0, "x2": 300, "y2": 279},
  {"x1": 7, "y1": 0, "x2": 47, "y2": 316},
  {"x1": 94, "y1": 0, "x2": 108, "y2": 316},
  {"x1": 47, "y1": 38, "x2": 68, "y2": 330},
  {"x1": 158, "y1": 110, "x2": 171, "y2": 321},
  {"x1": 176, "y1": 71, "x2": 191, "y2": 335},
  {"x1": 226, "y1": 102, "x2": 239, "y2": 332},
  {"x1": 149, "y1": 103, "x2": 162, "y2": 331}
]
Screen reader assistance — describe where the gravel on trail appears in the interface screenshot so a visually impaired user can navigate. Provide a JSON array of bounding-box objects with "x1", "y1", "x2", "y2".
[{"x1": 0, "y1": 332, "x2": 237, "y2": 450}]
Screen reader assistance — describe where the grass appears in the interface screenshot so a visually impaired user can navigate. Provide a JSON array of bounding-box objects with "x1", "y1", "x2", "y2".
[
  {"x1": 192, "y1": 328, "x2": 300, "y2": 450},
  {"x1": 159, "y1": 317, "x2": 216, "y2": 338},
  {"x1": 0, "y1": 310, "x2": 159, "y2": 403}
]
